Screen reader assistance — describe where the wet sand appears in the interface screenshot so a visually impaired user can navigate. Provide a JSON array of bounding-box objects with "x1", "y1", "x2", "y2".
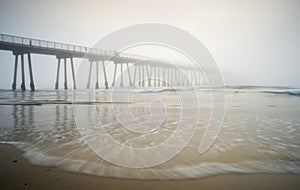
[{"x1": 0, "y1": 144, "x2": 299, "y2": 190}]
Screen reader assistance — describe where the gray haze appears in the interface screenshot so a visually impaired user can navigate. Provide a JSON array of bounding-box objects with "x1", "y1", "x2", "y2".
[{"x1": 0, "y1": 0, "x2": 300, "y2": 89}]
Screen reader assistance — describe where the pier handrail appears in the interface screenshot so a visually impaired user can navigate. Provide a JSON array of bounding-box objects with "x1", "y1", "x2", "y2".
[
  {"x1": 0, "y1": 33, "x2": 198, "y2": 69},
  {"x1": 0, "y1": 33, "x2": 153, "y2": 61}
]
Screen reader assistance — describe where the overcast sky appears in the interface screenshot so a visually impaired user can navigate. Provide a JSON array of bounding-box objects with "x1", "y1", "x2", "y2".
[{"x1": 0, "y1": 0, "x2": 299, "y2": 89}]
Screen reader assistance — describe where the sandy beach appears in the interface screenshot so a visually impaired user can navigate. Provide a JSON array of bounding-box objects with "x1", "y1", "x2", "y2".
[{"x1": 0, "y1": 144, "x2": 299, "y2": 190}]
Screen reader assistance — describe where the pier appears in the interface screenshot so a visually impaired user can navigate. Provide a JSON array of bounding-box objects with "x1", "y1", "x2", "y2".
[{"x1": 0, "y1": 33, "x2": 208, "y2": 91}]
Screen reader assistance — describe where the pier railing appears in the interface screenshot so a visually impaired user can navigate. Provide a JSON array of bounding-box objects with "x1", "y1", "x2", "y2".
[
  {"x1": 0, "y1": 33, "x2": 151, "y2": 61},
  {"x1": 0, "y1": 33, "x2": 198, "y2": 69},
  {"x1": 0, "y1": 33, "x2": 206, "y2": 91}
]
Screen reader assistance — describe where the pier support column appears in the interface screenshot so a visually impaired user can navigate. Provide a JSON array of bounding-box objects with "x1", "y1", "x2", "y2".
[
  {"x1": 112, "y1": 63, "x2": 117, "y2": 87},
  {"x1": 200, "y1": 73, "x2": 203, "y2": 86},
  {"x1": 153, "y1": 66, "x2": 156, "y2": 87},
  {"x1": 191, "y1": 71, "x2": 194, "y2": 86},
  {"x1": 193, "y1": 71, "x2": 196, "y2": 86},
  {"x1": 55, "y1": 59, "x2": 61, "y2": 90},
  {"x1": 190, "y1": 71, "x2": 193, "y2": 86},
  {"x1": 142, "y1": 65, "x2": 145, "y2": 87},
  {"x1": 183, "y1": 71, "x2": 186, "y2": 87},
  {"x1": 183, "y1": 71, "x2": 186, "y2": 86},
  {"x1": 181, "y1": 71, "x2": 184, "y2": 87},
  {"x1": 186, "y1": 70, "x2": 190, "y2": 86},
  {"x1": 126, "y1": 63, "x2": 132, "y2": 87},
  {"x1": 95, "y1": 61, "x2": 99, "y2": 89},
  {"x1": 195, "y1": 72, "x2": 198, "y2": 86},
  {"x1": 162, "y1": 67, "x2": 166, "y2": 87},
  {"x1": 176, "y1": 70, "x2": 178, "y2": 87},
  {"x1": 102, "y1": 61, "x2": 108, "y2": 89},
  {"x1": 179, "y1": 70, "x2": 183, "y2": 87},
  {"x1": 12, "y1": 55, "x2": 18, "y2": 90},
  {"x1": 199, "y1": 72, "x2": 202, "y2": 86},
  {"x1": 138, "y1": 65, "x2": 141, "y2": 87},
  {"x1": 27, "y1": 53, "x2": 35, "y2": 91},
  {"x1": 64, "y1": 58, "x2": 68, "y2": 90},
  {"x1": 198, "y1": 72, "x2": 201, "y2": 86},
  {"x1": 168, "y1": 68, "x2": 171, "y2": 87},
  {"x1": 120, "y1": 64, "x2": 124, "y2": 87},
  {"x1": 157, "y1": 67, "x2": 160, "y2": 87},
  {"x1": 187, "y1": 70, "x2": 190, "y2": 86},
  {"x1": 70, "y1": 57, "x2": 76, "y2": 89},
  {"x1": 20, "y1": 54, "x2": 26, "y2": 91},
  {"x1": 175, "y1": 69, "x2": 179, "y2": 86},
  {"x1": 87, "y1": 61, "x2": 92, "y2": 89},
  {"x1": 133, "y1": 65, "x2": 137, "y2": 87},
  {"x1": 171, "y1": 68, "x2": 174, "y2": 87},
  {"x1": 146, "y1": 65, "x2": 151, "y2": 87},
  {"x1": 173, "y1": 69, "x2": 176, "y2": 86},
  {"x1": 185, "y1": 71, "x2": 188, "y2": 86}
]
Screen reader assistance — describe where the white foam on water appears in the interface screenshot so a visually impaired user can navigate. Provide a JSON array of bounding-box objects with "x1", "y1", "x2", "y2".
[{"x1": 1, "y1": 141, "x2": 299, "y2": 180}]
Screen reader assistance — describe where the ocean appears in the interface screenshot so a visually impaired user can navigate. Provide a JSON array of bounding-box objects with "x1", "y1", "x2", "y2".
[{"x1": 0, "y1": 86, "x2": 299, "y2": 179}]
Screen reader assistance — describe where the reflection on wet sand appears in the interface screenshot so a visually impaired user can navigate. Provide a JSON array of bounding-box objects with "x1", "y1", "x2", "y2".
[{"x1": 0, "y1": 90, "x2": 299, "y2": 179}]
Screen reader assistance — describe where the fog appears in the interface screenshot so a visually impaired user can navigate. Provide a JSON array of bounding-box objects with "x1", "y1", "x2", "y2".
[{"x1": 0, "y1": 0, "x2": 299, "y2": 89}]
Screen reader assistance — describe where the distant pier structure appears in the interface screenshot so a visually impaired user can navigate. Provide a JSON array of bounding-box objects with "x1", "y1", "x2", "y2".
[{"x1": 0, "y1": 33, "x2": 209, "y2": 91}]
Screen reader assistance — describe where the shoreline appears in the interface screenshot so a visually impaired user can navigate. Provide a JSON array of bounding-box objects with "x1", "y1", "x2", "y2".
[{"x1": 0, "y1": 144, "x2": 299, "y2": 189}]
